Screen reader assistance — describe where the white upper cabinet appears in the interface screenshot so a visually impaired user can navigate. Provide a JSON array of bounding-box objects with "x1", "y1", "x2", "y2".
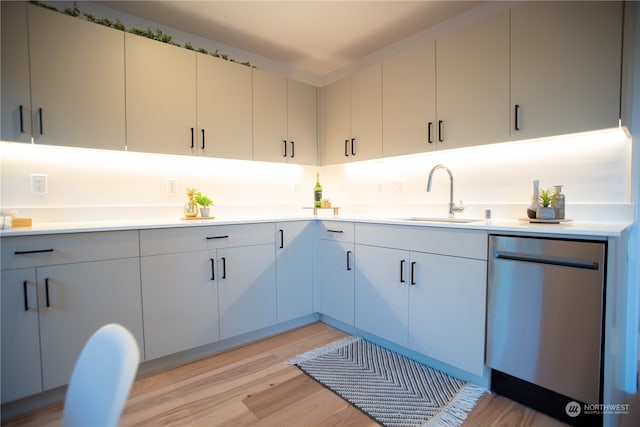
[
  {"x1": 253, "y1": 70, "x2": 318, "y2": 164},
  {"x1": 287, "y1": 79, "x2": 318, "y2": 165},
  {"x1": 350, "y1": 63, "x2": 383, "y2": 162},
  {"x1": 382, "y1": 11, "x2": 509, "y2": 157},
  {"x1": 125, "y1": 33, "x2": 197, "y2": 155},
  {"x1": 382, "y1": 41, "x2": 436, "y2": 157},
  {"x1": 197, "y1": 55, "x2": 253, "y2": 160},
  {"x1": 324, "y1": 77, "x2": 351, "y2": 164},
  {"x1": 324, "y1": 63, "x2": 382, "y2": 164},
  {"x1": 510, "y1": 1, "x2": 622, "y2": 139},
  {"x1": 1, "y1": 2, "x2": 32, "y2": 142},
  {"x1": 19, "y1": 4, "x2": 126, "y2": 149},
  {"x1": 435, "y1": 10, "x2": 510, "y2": 150}
]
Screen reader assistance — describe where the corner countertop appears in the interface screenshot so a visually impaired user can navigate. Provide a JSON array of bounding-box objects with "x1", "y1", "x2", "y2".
[{"x1": 0, "y1": 214, "x2": 632, "y2": 238}]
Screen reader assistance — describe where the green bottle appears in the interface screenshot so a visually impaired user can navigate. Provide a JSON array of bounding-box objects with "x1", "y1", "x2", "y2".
[{"x1": 314, "y1": 173, "x2": 322, "y2": 208}]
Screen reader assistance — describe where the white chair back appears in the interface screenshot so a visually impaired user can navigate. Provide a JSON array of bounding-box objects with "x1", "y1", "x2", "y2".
[{"x1": 63, "y1": 323, "x2": 140, "y2": 427}]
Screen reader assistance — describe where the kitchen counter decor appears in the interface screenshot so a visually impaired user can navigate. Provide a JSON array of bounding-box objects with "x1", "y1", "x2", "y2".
[{"x1": 183, "y1": 188, "x2": 199, "y2": 218}]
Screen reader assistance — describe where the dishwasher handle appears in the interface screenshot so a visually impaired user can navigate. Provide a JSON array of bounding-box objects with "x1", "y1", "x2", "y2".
[{"x1": 493, "y1": 251, "x2": 600, "y2": 270}]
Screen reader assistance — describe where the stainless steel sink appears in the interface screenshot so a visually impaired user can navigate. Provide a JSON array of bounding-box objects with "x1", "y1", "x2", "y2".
[{"x1": 398, "y1": 217, "x2": 483, "y2": 223}]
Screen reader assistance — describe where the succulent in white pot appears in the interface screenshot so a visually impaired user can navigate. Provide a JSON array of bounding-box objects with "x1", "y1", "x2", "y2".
[
  {"x1": 536, "y1": 188, "x2": 555, "y2": 220},
  {"x1": 194, "y1": 191, "x2": 214, "y2": 217}
]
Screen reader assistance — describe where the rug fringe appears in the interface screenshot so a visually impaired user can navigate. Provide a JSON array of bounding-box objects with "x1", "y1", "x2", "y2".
[
  {"x1": 286, "y1": 335, "x2": 361, "y2": 365},
  {"x1": 423, "y1": 383, "x2": 487, "y2": 427}
]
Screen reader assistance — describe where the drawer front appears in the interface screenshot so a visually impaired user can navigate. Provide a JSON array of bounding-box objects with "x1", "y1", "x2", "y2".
[
  {"x1": 140, "y1": 223, "x2": 275, "y2": 256},
  {"x1": 318, "y1": 221, "x2": 354, "y2": 242},
  {"x1": 1, "y1": 231, "x2": 140, "y2": 269},
  {"x1": 355, "y1": 223, "x2": 488, "y2": 260}
]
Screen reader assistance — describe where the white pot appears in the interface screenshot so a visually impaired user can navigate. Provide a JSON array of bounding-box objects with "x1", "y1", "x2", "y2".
[
  {"x1": 536, "y1": 206, "x2": 555, "y2": 220},
  {"x1": 199, "y1": 207, "x2": 211, "y2": 217}
]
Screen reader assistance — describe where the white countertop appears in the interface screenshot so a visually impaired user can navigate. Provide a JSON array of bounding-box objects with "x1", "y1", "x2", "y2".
[{"x1": 0, "y1": 215, "x2": 632, "y2": 238}]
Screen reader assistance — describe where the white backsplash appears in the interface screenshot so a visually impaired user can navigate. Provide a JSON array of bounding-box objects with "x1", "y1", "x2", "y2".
[{"x1": 0, "y1": 127, "x2": 633, "y2": 223}]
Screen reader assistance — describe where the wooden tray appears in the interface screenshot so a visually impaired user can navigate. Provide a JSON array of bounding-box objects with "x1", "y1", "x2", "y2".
[
  {"x1": 181, "y1": 216, "x2": 215, "y2": 220},
  {"x1": 518, "y1": 218, "x2": 573, "y2": 224}
]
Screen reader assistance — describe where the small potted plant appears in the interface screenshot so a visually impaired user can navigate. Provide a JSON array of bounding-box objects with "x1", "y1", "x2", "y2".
[
  {"x1": 194, "y1": 191, "x2": 214, "y2": 217},
  {"x1": 537, "y1": 188, "x2": 555, "y2": 220}
]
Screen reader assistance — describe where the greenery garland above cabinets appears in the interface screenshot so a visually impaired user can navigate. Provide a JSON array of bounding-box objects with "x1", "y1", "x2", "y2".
[{"x1": 29, "y1": 1, "x2": 254, "y2": 68}]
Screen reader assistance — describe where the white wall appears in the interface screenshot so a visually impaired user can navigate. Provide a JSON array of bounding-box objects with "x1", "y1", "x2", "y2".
[{"x1": 0, "y1": 127, "x2": 631, "y2": 223}]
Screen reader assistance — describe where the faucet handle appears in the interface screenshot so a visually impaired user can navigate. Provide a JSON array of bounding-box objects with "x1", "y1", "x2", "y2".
[{"x1": 452, "y1": 200, "x2": 465, "y2": 213}]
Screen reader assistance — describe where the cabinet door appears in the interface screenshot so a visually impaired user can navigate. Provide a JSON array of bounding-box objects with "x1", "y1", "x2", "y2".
[
  {"x1": 38, "y1": 258, "x2": 144, "y2": 390},
  {"x1": 141, "y1": 251, "x2": 219, "y2": 360},
  {"x1": 287, "y1": 79, "x2": 318, "y2": 165},
  {"x1": 350, "y1": 62, "x2": 383, "y2": 161},
  {"x1": 1, "y1": 2, "x2": 32, "y2": 142},
  {"x1": 436, "y1": 11, "x2": 509, "y2": 149},
  {"x1": 253, "y1": 69, "x2": 288, "y2": 163},
  {"x1": 218, "y1": 244, "x2": 276, "y2": 339},
  {"x1": 317, "y1": 239, "x2": 355, "y2": 325},
  {"x1": 408, "y1": 252, "x2": 486, "y2": 376},
  {"x1": 324, "y1": 77, "x2": 351, "y2": 165},
  {"x1": 125, "y1": 33, "x2": 196, "y2": 155},
  {"x1": 355, "y1": 245, "x2": 409, "y2": 346},
  {"x1": 28, "y1": 4, "x2": 126, "y2": 150},
  {"x1": 1, "y1": 269, "x2": 41, "y2": 403},
  {"x1": 197, "y1": 55, "x2": 253, "y2": 160},
  {"x1": 382, "y1": 41, "x2": 436, "y2": 157},
  {"x1": 510, "y1": 1, "x2": 622, "y2": 139},
  {"x1": 276, "y1": 222, "x2": 314, "y2": 322}
]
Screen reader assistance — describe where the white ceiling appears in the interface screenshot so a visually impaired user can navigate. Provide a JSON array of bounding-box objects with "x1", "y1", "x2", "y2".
[{"x1": 99, "y1": 1, "x2": 483, "y2": 78}]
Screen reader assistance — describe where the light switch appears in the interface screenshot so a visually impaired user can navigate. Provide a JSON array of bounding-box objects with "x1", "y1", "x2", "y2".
[{"x1": 31, "y1": 174, "x2": 48, "y2": 194}]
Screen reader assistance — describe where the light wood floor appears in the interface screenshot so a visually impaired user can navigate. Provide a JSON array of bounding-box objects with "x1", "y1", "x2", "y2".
[{"x1": 2, "y1": 322, "x2": 568, "y2": 426}]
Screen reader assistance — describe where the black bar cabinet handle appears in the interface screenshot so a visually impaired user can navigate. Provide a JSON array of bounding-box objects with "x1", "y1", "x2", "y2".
[
  {"x1": 19, "y1": 105, "x2": 24, "y2": 133},
  {"x1": 279, "y1": 229, "x2": 284, "y2": 248},
  {"x1": 427, "y1": 122, "x2": 433, "y2": 144},
  {"x1": 346, "y1": 251, "x2": 352, "y2": 271},
  {"x1": 45, "y1": 278, "x2": 50, "y2": 307},
  {"x1": 344, "y1": 139, "x2": 349, "y2": 157},
  {"x1": 327, "y1": 229, "x2": 343, "y2": 234},
  {"x1": 400, "y1": 260, "x2": 406, "y2": 283},
  {"x1": 410, "y1": 262, "x2": 416, "y2": 285},
  {"x1": 191, "y1": 127, "x2": 194, "y2": 148},
  {"x1": 23, "y1": 281, "x2": 29, "y2": 311},
  {"x1": 206, "y1": 235, "x2": 229, "y2": 240},
  {"x1": 283, "y1": 140, "x2": 288, "y2": 157},
  {"x1": 351, "y1": 138, "x2": 356, "y2": 156},
  {"x1": 210, "y1": 258, "x2": 215, "y2": 280},
  {"x1": 201, "y1": 129, "x2": 205, "y2": 149},
  {"x1": 221, "y1": 257, "x2": 227, "y2": 279},
  {"x1": 438, "y1": 120, "x2": 443, "y2": 142},
  {"x1": 514, "y1": 104, "x2": 520, "y2": 131},
  {"x1": 15, "y1": 248, "x2": 54, "y2": 255},
  {"x1": 290, "y1": 141, "x2": 295, "y2": 158},
  {"x1": 38, "y1": 108, "x2": 43, "y2": 135}
]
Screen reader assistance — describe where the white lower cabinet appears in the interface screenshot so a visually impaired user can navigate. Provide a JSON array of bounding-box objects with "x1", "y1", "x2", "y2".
[
  {"x1": 354, "y1": 223, "x2": 487, "y2": 376},
  {"x1": 317, "y1": 221, "x2": 355, "y2": 325},
  {"x1": 217, "y1": 244, "x2": 276, "y2": 339},
  {"x1": 407, "y1": 251, "x2": 487, "y2": 377},
  {"x1": 355, "y1": 245, "x2": 409, "y2": 346},
  {"x1": 276, "y1": 221, "x2": 314, "y2": 323},
  {"x1": 1, "y1": 269, "x2": 41, "y2": 402},
  {"x1": 37, "y1": 259, "x2": 144, "y2": 390},
  {"x1": 139, "y1": 223, "x2": 276, "y2": 360},
  {"x1": 0, "y1": 231, "x2": 143, "y2": 403},
  {"x1": 140, "y1": 251, "x2": 219, "y2": 360}
]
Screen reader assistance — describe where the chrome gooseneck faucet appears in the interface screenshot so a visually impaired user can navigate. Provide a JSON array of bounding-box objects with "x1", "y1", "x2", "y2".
[{"x1": 426, "y1": 164, "x2": 464, "y2": 218}]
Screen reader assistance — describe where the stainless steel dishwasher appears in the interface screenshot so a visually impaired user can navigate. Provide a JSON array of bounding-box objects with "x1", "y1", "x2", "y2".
[{"x1": 487, "y1": 235, "x2": 606, "y2": 425}]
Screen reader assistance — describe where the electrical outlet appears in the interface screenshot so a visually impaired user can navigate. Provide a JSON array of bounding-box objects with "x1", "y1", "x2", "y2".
[
  {"x1": 167, "y1": 178, "x2": 177, "y2": 195},
  {"x1": 31, "y1": 174, "x2": 48, "y2": 194}
]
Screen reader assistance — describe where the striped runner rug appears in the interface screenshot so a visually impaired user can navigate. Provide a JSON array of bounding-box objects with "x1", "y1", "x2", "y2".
[{"x1": 287, "y1": 336, "x2": 486, "y2": 427}]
